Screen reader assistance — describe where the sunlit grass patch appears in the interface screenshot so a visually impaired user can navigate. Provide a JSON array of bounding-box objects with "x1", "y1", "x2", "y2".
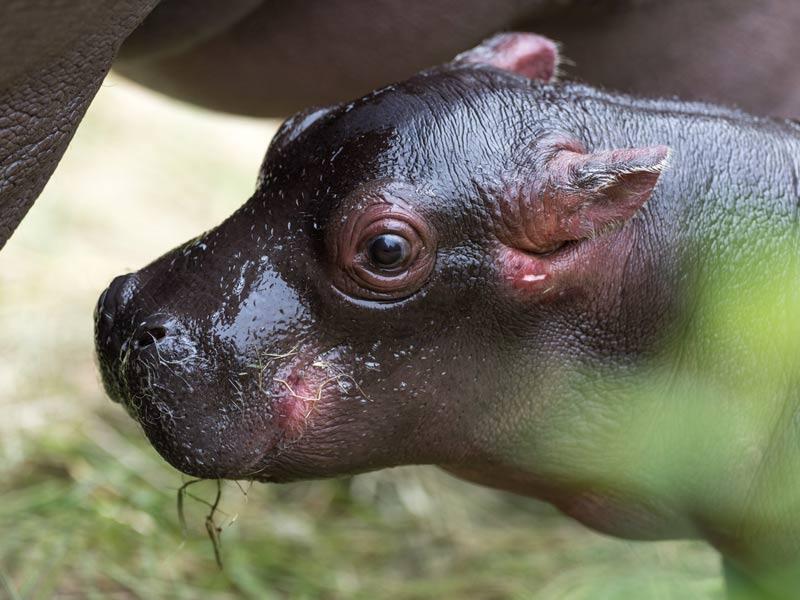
[{"x1": 0, "y1": 408, "x2": 720, "y2": 599}]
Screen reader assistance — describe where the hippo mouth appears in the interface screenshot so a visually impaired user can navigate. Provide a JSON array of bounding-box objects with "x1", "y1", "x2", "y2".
[
  {"x1": 139, "y1": 352, "x2": 350, "y2": 480},
  {"x1": 96, "y1": 303, "x2": 349, "y2": 480}
]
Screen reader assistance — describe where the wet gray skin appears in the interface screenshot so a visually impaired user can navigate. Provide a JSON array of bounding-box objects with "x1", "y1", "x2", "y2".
[{"x1": 95, "y1": 34, "x2": 800, "y2": 597}]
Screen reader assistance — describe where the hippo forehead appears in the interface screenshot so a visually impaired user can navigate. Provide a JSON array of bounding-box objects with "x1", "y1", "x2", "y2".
[{"x1": 260, "y1": 67, "x2": 550, "y2": 214}]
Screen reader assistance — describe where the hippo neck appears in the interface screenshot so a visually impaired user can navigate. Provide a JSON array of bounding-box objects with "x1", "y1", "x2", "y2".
[{"x1": 443, "y1": 91, "x2": 800, "y2": 546}]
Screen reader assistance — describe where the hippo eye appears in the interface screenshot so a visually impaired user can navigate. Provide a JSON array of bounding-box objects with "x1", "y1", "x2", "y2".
[
  {"x1": 367, "y1": 234, "x2": 411, "y2": 270},
  {"x1": 328, "y1": 189, "x2": 437, "y2": 301}
]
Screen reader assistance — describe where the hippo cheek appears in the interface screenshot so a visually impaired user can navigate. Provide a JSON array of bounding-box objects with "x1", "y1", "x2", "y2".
[
  {"x1": 119, "y1": 333, "x2": 349, "y2": 481},
  {"x1": 95, "y1": 230, "x2": 332, "y2": 479}
]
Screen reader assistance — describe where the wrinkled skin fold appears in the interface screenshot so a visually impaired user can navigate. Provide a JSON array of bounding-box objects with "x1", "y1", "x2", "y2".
[{"x1": 94, "y1": 34, "x2": 800, "y2": 598}]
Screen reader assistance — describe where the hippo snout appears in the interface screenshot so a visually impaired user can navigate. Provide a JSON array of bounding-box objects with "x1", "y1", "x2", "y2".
[
  {"x1": 94, "y1": 273, "x2": 179, "y2": 404},
  {"x1": 92, "y1": 236, "x2": 325, "y2": 482},
  {"x1": 95, "y1": 273, "x2": 172, "y2": 354}
]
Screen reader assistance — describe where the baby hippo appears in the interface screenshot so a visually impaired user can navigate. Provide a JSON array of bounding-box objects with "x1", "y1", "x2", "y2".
[{"x1": 95, "y1": 34, "x2": 800, "y2": 597}]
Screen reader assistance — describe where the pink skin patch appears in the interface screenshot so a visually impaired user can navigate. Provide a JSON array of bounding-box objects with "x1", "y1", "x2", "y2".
[
  {"x1": 496, "y1": 227, "x2": 639, "y2": 303},
  {"x1": 274, "y1": 371, "x2": 318, "y2": 439},
  {"x1": 497, "y1": 244, "x2": 554, "y2": 294},
  {"x1": 271, "y1": 360, "x2": 342, "y2": 441}
]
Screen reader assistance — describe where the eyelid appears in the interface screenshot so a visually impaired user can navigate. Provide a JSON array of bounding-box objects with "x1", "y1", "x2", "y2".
[{"x1": 327, "y1": 191, "x2": 437, "y2": 301}]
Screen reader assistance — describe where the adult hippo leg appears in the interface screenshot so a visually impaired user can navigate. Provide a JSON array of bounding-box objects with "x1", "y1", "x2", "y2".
[{"x1": 0, "y1": 0, "x2": 159, "y2": 250}]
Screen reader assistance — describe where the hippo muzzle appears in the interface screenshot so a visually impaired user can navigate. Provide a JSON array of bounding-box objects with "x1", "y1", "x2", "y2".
[{"x1": 94, "y1": 230, "x2": 327, "y2": 480}]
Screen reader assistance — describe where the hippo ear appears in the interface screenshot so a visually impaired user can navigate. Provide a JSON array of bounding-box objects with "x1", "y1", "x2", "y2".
[
  {"x1": 513, "y1": 143, "x2": 671, "y2": 254},
  {"x1": 453, "y1": 33, "x2": 559, "y2": 82}
]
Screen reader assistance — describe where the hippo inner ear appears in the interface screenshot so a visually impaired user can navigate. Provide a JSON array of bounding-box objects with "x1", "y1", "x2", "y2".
[
  {"x1": 508, "y1": 143, "x2": 671, "y2": 254},
  {"x1": 453, "y1": 32, "x2": 559, "y2": 83}
]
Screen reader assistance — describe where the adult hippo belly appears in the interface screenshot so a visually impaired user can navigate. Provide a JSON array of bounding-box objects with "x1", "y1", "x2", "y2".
[
  {"x1": 117, "y1": 0, "x2": 800, "y2": 118},
  {"x1": 1, "y1": 0, "x2": 799, "y2": 250}
]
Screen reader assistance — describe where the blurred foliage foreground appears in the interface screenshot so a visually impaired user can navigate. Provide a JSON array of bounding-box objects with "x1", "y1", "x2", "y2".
[{"x1": 8, "y1": 76, "x2": 797, "y2": 599}]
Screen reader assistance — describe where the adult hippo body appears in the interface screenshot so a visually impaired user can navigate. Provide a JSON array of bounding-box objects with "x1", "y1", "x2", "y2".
[
  {"x1": 1, "y1": 0, "x2": 800, "y2": 249},
  {"x1": 95, "y1": 34, "x2": 800, "y2": 598}
]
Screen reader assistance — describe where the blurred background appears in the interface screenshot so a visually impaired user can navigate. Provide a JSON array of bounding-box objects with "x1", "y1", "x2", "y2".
[{"x1": 0, "y1": 76, "x2": 721, "y2": 599}]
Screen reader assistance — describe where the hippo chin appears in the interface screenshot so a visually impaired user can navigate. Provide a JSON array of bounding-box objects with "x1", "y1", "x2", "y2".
[{"x1": 96, "y1": 33, "x2": 800, "y2": 597}]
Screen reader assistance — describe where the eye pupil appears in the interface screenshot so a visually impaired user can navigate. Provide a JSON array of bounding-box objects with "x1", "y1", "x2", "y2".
[{"x1": 367, "y1": 234, "x2": 410, "y2": 269}]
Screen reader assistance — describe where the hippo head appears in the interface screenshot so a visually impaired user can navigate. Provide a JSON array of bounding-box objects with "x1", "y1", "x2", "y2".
[{"x1": 95, "y1": 34, "x2": 669, "y2": 483}]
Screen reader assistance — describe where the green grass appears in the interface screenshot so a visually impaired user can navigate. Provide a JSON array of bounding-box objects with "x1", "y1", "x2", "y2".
[{"x1": 0, "y1": 76, "x2": 722, "y2": 599}]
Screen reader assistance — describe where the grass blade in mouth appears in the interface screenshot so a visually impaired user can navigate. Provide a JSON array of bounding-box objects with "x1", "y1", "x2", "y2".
[{"x1": 177, "y1": 478, "x2": 225, "y2": 568}]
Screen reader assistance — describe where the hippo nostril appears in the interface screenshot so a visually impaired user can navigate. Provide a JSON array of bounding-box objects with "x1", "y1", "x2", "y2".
[{"x1": 134, "y1": 326, "x2": 167, "y2": 349}]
